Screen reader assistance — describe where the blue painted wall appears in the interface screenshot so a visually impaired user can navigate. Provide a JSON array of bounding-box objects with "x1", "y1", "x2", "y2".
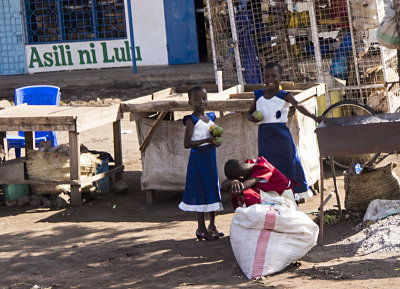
[
  {"x1": 163, "y1": 0, "x2": 199, "y2": 65},
  {"x1": 0, "y1": 0, "x2": 26, "y2": 75}
]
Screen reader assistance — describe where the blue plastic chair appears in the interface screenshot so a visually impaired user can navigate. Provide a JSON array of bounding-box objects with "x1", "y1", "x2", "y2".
[{"x1": 7, "y1": 85, "x2": 60, "y2": 158}]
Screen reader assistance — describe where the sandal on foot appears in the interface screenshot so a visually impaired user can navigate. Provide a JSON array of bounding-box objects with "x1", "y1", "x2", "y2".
[
  {"x1": 208, "y1": 225, "x2": 224, "y2": 237},
  {"x1": 196, "y1": 229, "x2": 219, "y2": 241}
]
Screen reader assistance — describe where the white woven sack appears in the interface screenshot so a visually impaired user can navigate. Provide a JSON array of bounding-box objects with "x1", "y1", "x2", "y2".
[
  {"x1": 230, "y1": 204, "x2": 319, "y2": 279},
  {"x1": 363, "y1": 199, "x2": 400, "y2": 222}
]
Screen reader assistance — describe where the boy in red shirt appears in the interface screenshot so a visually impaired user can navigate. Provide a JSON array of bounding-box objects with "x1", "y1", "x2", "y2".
[{"x1": 222, "y1": 156, "x2": 295, "y2": 210}]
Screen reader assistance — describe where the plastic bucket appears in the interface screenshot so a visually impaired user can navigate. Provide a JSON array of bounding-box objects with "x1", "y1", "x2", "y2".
[{"x1": 3, "y1": 184, "x2": 30, "y2": 201}]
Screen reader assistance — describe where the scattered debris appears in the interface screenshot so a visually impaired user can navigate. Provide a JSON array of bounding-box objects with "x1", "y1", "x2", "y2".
[
  {"x1": 56, "y1": 193, "x2": 69, "y2": 209},
  {"x1": 30, "y1": 285, "x2": 53, "y2": 289},
  {"x1": 310, "y1": 266, "x2": 353, "y2": 280},
  {"x1": 42, "y1": 198, "x2": 53, "y2": 208},
  {"x1": 29, "y1": 195, "x2": 42, "y2": 207},
  {"x1": 341, "y1": 214, "x2": 400, "y2": 254},
  {"x1": 17, "y1": 195, "x2": 30, "y2": 207},
  {"x1": 5, "y1": 200, "x2": 17, "y2": 207},
  {"x1": 0, "y1": 193, "x2": 72, "y2": 209},
  {"x1": 111, "y1": 180, "x2": 129, "y2": 194},
  {"x1": 69, "y1": 98, "x2": 122, "y2": 107},
  {"x1": 314, "y1": 209, "x2": 362, "y2": 226},
  {"x1": 323, "y1": 214, "x2": 338, "y2": 226},
  {"x1": 178, "y1": 282, "x2": 197, "y2": 287}
]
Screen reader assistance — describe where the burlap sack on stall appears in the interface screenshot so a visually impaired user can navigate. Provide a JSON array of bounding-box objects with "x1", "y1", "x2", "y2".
[
  {"x1": 26, "y1": 150, "x2": 102, "y2": 195},
  {"x1": 138, "y1": 98, "x2": 319, "y2": 191},
  {"x1": 344, "y1": 163, "x2": 400, "y2": 212}
]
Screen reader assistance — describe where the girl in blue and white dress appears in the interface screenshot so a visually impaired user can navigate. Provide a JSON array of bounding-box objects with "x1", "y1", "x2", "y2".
[
  {"x1": 179, "y1": 86, "x2": 223, "y2": 241},
  {"x1": 245, "y1": 62, "x2": 325, "y2": 202}
]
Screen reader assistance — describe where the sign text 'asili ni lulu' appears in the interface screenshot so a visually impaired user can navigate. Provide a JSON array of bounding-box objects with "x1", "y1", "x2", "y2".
[{"x1": 26, "y1": 40, "x2": 141, "y2": 73}]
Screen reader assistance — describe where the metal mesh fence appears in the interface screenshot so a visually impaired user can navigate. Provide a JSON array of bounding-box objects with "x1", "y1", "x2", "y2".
[
  {"x1": 24, "y1": 0, "x2": 126, "y2": 44},
  {"x1": 315, "y1": 0, "x2": 398, "y2": 110},
  {"x1": 207, "y1": 1, "x2": 238, "y2": 84},
  {"x1": 207, "y1": 0, "x2": 400, "y2": 112}
]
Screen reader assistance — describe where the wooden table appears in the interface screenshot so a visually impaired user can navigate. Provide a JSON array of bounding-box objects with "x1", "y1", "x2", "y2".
[
  {"x1": 122, "y1": 83, "x2": 325, "y2": 204},
  {"x1": 0, "y1": 105, "x2": 124, "y2": 206}
]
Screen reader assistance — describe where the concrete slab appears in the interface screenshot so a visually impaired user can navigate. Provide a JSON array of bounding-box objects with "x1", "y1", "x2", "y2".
[{"x1": 0, "y1": 63, "x2": 215, "y2": 102}]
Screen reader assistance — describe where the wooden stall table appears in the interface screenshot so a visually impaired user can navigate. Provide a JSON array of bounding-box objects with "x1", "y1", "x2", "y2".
[
  {"x1": 121, "y1": 83, "x2": 326, "y2": 204},
  {"x1": 315, "y1": 113, "x2": 400, "y2": 244},
  {"x1": 0, "y1": 105, "x2": 124, "y2": 206}
]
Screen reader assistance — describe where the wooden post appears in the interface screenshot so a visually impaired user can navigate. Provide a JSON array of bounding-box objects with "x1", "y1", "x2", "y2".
[
  {"x1": 25, "y1": 131, "x2": 34, "y2": 150},
  {"x1": 113, "y1": 120, "x2": 123, "y2": 180},
  {"x1": 0, "y1": 132, "x2": 5, "y2": 144},
  {"x1": 319, "y1": 156, "x2": 325, "y2": 244},
  {"x1": 1, "y1": 132, "x2": 6, "y2": 161},
  {"x1": 146, "y1": 190, "x2": 156, "y2": 205},
  {"x1": 69, "y1": 131, "x2": 81, "y2": 206},
  {"x1": 139, "y1": 111, "x2": 167, "y2": 152},
  {"x1": 330, "y1": 157, "x2": 343, "y2": 219}
]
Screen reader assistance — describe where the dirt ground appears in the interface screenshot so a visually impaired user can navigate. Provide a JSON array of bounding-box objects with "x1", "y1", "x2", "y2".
[{"x1": 1, "y1": 84, "x2": 400, "y2": 287}]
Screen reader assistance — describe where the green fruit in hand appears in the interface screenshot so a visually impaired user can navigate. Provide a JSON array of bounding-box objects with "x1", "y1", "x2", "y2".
[
  {"x1": 215, "y1": 137, "x2": 222, "y2": 145},
  {"x1": 253, "y1": 110, "x2": 264, "y2": 121},
  {"x1": 213, "y1": 126, "x2": 224, "y2": 137},
  {"x1": 209, "y1": 125, "x2": 217, "y2": 135}
]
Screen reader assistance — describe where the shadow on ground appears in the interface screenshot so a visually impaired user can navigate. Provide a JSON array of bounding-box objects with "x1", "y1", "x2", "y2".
[{"x1": 0, "y1": 221, "x2": 251, "y2": 289}]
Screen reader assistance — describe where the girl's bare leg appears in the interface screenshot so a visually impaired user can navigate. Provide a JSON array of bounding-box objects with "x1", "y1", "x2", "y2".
[
  {"x1": 209, "y1": 211, "x2": 216, "y2": 227},
  {"x1": 208, "y1": 211, "x2": 224, "y2": 237},
  {"x1": 197, "y1": 212, "x2": 206, "y2": 232}
]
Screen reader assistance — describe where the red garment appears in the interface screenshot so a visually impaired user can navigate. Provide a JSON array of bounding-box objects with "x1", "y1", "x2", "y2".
[{"x1": 232, "y1": 156, "x2": 294, "y2": 210}]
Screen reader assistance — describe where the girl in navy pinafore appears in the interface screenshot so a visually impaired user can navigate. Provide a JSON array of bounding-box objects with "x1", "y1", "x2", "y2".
[
  {"x1": 246, "y1": 62, "x2": 324, "y2": 201},
  {"x1": 179, "y1": 86, "x2": 223, "y2": 241}
]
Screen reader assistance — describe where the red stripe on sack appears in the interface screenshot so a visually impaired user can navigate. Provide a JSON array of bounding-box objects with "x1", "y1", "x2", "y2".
[{"x1": 251, "y1": 207, "x2": 277, "y2": 278}]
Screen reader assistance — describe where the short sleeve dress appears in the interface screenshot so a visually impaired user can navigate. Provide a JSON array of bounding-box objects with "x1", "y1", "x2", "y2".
[
  {"x1": 254, "y1": 89, "x2": 312, "y2": 199},
  {"x1": 178, "y1": 112, "x2": 223, "y2": 212},
  {"x1": 232, "y1": 156, "x2": 294, "y2": 210}
]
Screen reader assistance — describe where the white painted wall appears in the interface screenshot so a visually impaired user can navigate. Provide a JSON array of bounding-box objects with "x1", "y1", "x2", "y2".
[
  {"x1": 24, "y1": 0, "x2": 168, "y2": 73},
  {"x1": 131, "y1": 0, "x2": 168, "y2": 66}
]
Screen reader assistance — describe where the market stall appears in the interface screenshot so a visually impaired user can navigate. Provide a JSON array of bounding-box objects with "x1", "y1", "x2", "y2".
[
  {"x1": 0, "y1": 104, "x2": 124, "y2": 206},
  {"x1": 121, "y1": 83, "x2": 325, "y2": 204}
]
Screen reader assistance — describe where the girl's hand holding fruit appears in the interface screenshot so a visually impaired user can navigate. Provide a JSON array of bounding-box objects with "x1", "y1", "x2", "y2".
[
  {"x1": 252, "y1": 110, "x2": 264, "y2": 122},
  {"x1": 209, "y1": 125, "x2": 223, "y2": 146}
]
